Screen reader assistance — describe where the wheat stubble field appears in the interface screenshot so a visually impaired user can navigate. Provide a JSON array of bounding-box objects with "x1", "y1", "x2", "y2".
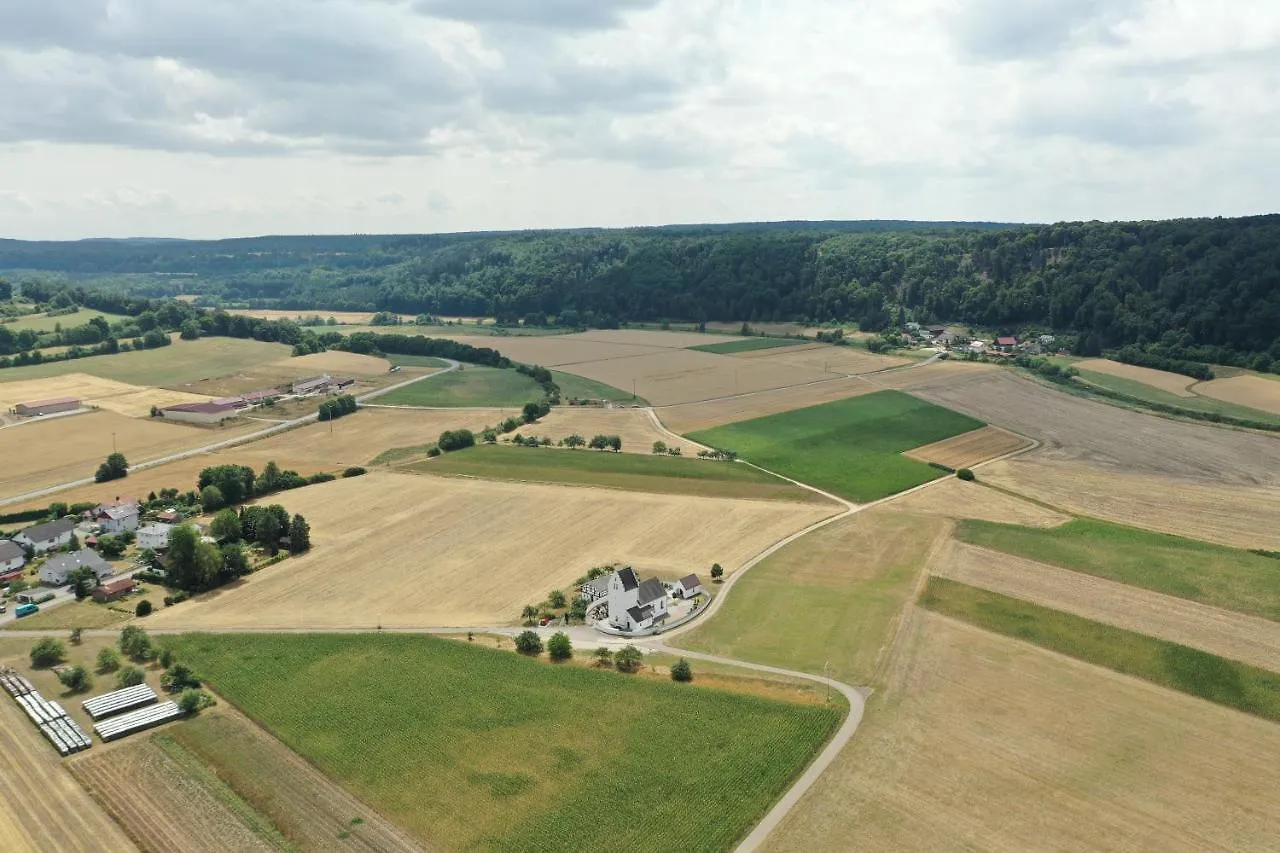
[{"x1": 148, "y1": 471, "x2": 836, "y2": 629}]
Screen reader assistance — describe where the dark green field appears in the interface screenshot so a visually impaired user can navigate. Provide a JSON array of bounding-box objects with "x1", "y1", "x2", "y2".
[
  {"x1": 688, "y1": 338, "x2": 804, "y2": 354},
  {"x1": 956, "y1": 518, "x2": 1280, "y2": 621},
  {"x1": 689, "y1": 390, "x2": 984, "y2": 502},
  {"x1": 414, "y1": 444, "x2": 826, "y2": 502},
  {"x1": 921, "y1": 577, "x2": 1280, "y2": 722},
  {"x1": 551, "y1": 370, "x2": 641, "y2": 403},
  {"x1": 167, "y1": 633, "x2": 839, "y2": 853}
]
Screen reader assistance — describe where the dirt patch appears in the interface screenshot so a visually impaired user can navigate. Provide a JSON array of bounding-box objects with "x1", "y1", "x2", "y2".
[
  {"x1": 933, "y1": 540, "x2": 1280, "y2": 672},
  {"x1": 146, "y1": 471, "x2": 835, "y2": 630},
  {"x1": 1075, "y1": 359, "x2": 1197, "y2": 396},
  {"x1": 1194, "y1": 374, "x2": 1280, "y2": 415},
  {"x1": 906, "y1": 368, "x2": 1280, "y2": 485},
  {"x1": 273, "y1": 351, "x2": 392, "y2": 377},
  {"x1": 880, "y1": 479, "x2": 1068, "y2": 527},
  {"x1": 905, "y1": 425, "x2": 1032, "y2": 469},
  {"x1": 0, "y1": 373, "x2": 214, "y2": 418},
  {"x1": 657, "y1": 379, "x2": 878, "y2": 433},
  {"x1": 532, "y1": 407, "x2": 701, "y2": 455},
  {"x1": 763, "y1": 608, "x2": 1280, "y2": 853},
  {"x1": 980, "y1": 458, "x2": 1280, "y2": 551},
  {"x1": 0, "y1": 699, "x2": 137, "y2": 853}
]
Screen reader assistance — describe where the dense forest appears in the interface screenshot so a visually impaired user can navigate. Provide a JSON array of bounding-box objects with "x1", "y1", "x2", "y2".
[{"x1": 2, "y1": 216, "x2": 1279, "y2": 363}]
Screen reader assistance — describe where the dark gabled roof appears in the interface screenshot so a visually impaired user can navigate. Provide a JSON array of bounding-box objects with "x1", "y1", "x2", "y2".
[
  {"x1": 627, "y1": 605, "x2": 653, "y2": 624},
  {"x1": 616, "y1": 566, "x2": 639, "y2": 591},
  {"x1": 677, "y1": 573, "x2": 700, "y2": 589},
  {"x1": 636, "y1": 578, "x2": 666, "y2": 605},
  {"x1": 0, "y1": 540, "x2": 24, "y2": 560},
  {"x1": 41, "y1": 549, "x2": 111, "y2": 577},
  {"x1": 18, "y1": 517, "x2": 76, "y2": 542}
]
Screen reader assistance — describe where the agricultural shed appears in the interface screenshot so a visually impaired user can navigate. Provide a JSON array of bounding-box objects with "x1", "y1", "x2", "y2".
[
  {"x1": 14, "y1": 396, "x2": 80, "y2": 416},
  {"x1": 159, "y1": 400, "x2": 240, "y2": 425},
  {"x1": 82, "y1": 684, "x2": 158, "y2": 720}
]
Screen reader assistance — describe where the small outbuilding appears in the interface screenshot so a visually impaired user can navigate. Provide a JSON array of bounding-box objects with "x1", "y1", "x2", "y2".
[
  {"x1": 672, "y1": 574, "x2": 703, "y2": 599},
  {"x1": 92, "y1": 577, "x2": 136, "y2": 602},
  {"x1": 39, "y1": 549, "x2": 115, "y2": 586},
  {"x1": 14, "y1": 397, "x2": 79, "y2": 417}
]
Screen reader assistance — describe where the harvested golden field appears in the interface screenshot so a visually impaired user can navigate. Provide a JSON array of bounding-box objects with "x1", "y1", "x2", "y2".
[
  {"x1": 69, "y1": 738, "x2": 277, "y2": 853},
  {"x1": 532, "y1": 407, "x2": 702, "y2": 455},
  {"x1": 439, "y1": 334, "x2": 664, "y2": 366},
  {"x1": 148, "y1": 471, "x2": 835, "y2": 629},
  {"x1": 933, "y1": 541, "x2": 1280, "y2": 672},
  {"x1": 741, "y1": 343, "x2": 910, "y2": 374},
  {"x1": 908, "y1": 369, "x2": 1280, "y2": 484},
  {"x1": 0, "y1": 372, "x2": 214, "y2": 418},
  {"x1": 1075, "y1": 359, "x2": 1197, "y2": 396},
  {"x1": 272, "y1": 350, "x2": 392, "y2": 376},
  {"x1": 0, "y1": 698, "x2": 137, "y2": 853},
  {"x1": 904, "y1": 425, "x2": 1032, "y2": 469},
  {"x1": 658, "y1": 378, "x2": 877, "y2": 433},
  {"x1": 1194, "y1": 374, "x2": 1280, "y2": 415},
  {"x1": 980, "y1": 458, "x2": 1280, "y2": 551},
  {"x1": 576, "y1": 329, "x2": 745, "y2": 348},
  {"x1": 0, "y1": 410, "x2": 260, "y2": 501},
  {"x1": 880, "y1": 478, "x2": 1069, "y2": 527},
  {"x1": 864, "y1": 358, "x2": 999, "y2": 389},
  {"x1": 763, "y1": 609, "x2": 1280, "y2": 853}
]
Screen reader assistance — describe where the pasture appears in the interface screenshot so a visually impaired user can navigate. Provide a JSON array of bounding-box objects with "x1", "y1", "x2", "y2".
[
  {"x1": 688, "y1": 337, "x2": 804, "y2": 354},
  {"x1": 0, "y1": 372, "x2": 212, "y2": 418},
  {"x1": 676, "y1": 510, "x2": 948, "y2": 685},
  {"x1": 165, "y1": 632, "x2": 840, "y2": 853},
  {"x1": 932, "y1": 540, "x2": 1280, "y2": 672},
  {"x1": 418, "y1": 445, "x2": 825, "y2": 503},
  {"x1": 690, "y1": 391, "x2": 984, "y2": 502},
  {"x1": 763, "y1": 609, "x2": 1280, "y2": 852},
  {"x1": 375, "y1": 365, "x2": 543, "y2": 407},
  {"x1": 550, "y1": 370, "x2": 638, "y2": 403},
  {"x1": 146, "y1": 471, "x2": 835, "y2": 629},
  {"x1": 904, "y1": 425, "x2": 1031, "y2": 469},
  {"x1": 1073, "y1": 358, "x2": 1197, "y2": 396},
  {"x1": 955, "y1": 517, "x2": 1280, "y2": 621},
  {"x1": 920, "y1": 577, "x2": 1280, "y2": 722},
  {"x1": 0, "y1": 337, "x2": 293, "y2": 386}
]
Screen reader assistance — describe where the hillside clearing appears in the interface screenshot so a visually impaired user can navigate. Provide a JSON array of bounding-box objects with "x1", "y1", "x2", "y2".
[
  {"x1": 933, "y1": 540, "x2": 1280, "y2": 672},
  {"x1": 168, "y1": 633, "x2": 840, "y2": 853},
  {"x1": 0, "y1": 337, "x2": 294, "y2": 386},
  {"x1": 879, "y1": 478, "x2": 1069, "y2": 527},
  {"x1": 904, "y1": 425, "x2": 1031, "y2": 469},
  {"x1": 375, "y1": 365, "x2": 543, "y2": 407},
  {"x1": 146, "y1": 471, "x2": 835, "y2": 629},
  {"x1": 690, "y1": 391, "x2": 984, "y2": 502},
  {"x1": 763, "y1": 609, "x2": 1280, "y2": 852}
]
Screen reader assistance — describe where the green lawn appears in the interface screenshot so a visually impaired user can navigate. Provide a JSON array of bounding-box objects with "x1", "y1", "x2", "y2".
[
  {"x1": 376, "y1": 365, "x2": 543, "y2": 407},
  {"x1": 1074, "y1": 370, "x2": 1280, "y2": 426},
  {"x1": 956, "y1": 518, "x2": 1280, "y2": 622},
  {"x1": 3, "y1": 308, "x2": 130, "y2": 334},
  {"x1": 551, "y1": 370, "x2": 642, "y2": 403},
  {"x1": 386, "y1": 354, "x2": 451, "y2": 369},
  {"x1": 167, "y1": 633, "x2": 839, "y2": 853},
  {"x1": 921, "y1": 577, "x2": 1280, "y2": 723},
  {"x1": 0, "y1": 337, "x2": 293, "y2": 386},
  {"x1": 413, "y1": 444, "x2": 826, "y2": 502},
  {"x1": 676, "y1": 512, "x2": 946, "y2": 685},
  {"x1": 689, "y1": 390, "x2": 984, "y2": 502},
  {"x1": 688, "y1": 338, "x2": 805, "y2": 355}
]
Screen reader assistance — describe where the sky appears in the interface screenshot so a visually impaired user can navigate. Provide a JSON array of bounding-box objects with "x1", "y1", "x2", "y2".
[{"x1": 0, "y1": 0, "x2": 1277, "y2": 239}]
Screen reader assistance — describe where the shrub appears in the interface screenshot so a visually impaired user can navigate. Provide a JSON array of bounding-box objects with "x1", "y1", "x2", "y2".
[
  {"x1": 96, "y1": 647, "x2": 121, "y2": 673},
  {"x1": 670, "y1": 658, "x2": 693, "y2": 682},
  {"x1": 514, "y1": 630, "x2": 543, "y2": 656},
  {"x1": 593, "y1": 647, "x2": 614, "y2": 668},
  {"x1": 614, "y1": 645, "x2": 643, "y2": 674},
  {"x1": 30, "y1": 638, "x2": 67, "y2": 668},
  {"x1": 956, "y1": 468, "x2": 976, "y2": 481},
  {"x1": 547, "y1": 632, "x2": 573, "y2": 661},
  {"x1": 135, "y1": 599, "x2": 153, "y2": 617},
  {"x1": 58, "y1": 666, "x2": 92, "y2": 693},
  {"x1": 116, "y1": 665, "x2": 146, "y2": 688},
  {"x1": 548, "y1": 589, "x2": 567, "y2": 608},
  {"x1": 438, "y1": 429, "x2": 475, "y2": 452},
  {"x1": 120, "y1": 625, "x2": 154, "y2": 661},
  {"x1": 426, "y1": 445, "x2": 442, "y2": 458},
  {"x1": 178, "y1": 688, "x2": 215, "y2": 714},
  {"x1": 161, "y1": 662, "x2": 201, "y2": 692},
  {"x1": 159, "y1": 647, "x2": 175, "y2": 668},
  {"x1": 342, "y1": 466, "x2": 367, "y2": 478}
]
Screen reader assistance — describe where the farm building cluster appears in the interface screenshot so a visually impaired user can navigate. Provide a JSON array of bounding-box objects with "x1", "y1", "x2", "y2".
[
  {"x1": 580, "y1": 565, "x2": 705, "y2": 634},
  {"x1": 157, "y1": 373, "x2": 356, "y2": 424}
]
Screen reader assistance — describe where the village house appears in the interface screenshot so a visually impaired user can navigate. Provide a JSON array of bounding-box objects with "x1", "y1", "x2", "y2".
[
  {"x1": 14, "y1": 396, "x2": 80, "y2": 417},
  {"x1": 995, "y1": 335, "x2": 1019, "y2": 352},
  {"x1": 136, "y1": 523, "x2": 174, "y2": 551},
  {"x1": 39, "y1": 549, "x2": 114, "y2": 586},
  {"x1": 13, "y1": 517, "x2": 76, "y2": 554},
  {"x1": 0, "y1": 540, "x2": 25, "y2": 577},
  {"x1": 671, "y1": 574, "x2": 703, "y2": 599},
  {"x1": 92, "y1": 499, "x2": 140, "y2": 534},
  {"x1": 607, "y1": 565, "x2": 669, "y2": 632},
  {"x1": 92, "y1": 577, "x2": 136, "y2": 603}
]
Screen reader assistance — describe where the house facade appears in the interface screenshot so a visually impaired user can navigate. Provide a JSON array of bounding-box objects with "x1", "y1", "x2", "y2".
[
  {"x1": 136, "y1": 523, "x2": 174, "y2": 551},
  {"x1": 14, "y1": 518, "x2": 76, "y2": 554},
  {"x1": 672, "y1": 574, "x2": 703, "y2": 599},
  {"x1": 39, "y1": 550, "x2": 114, "y2": 586},
  {"x1": 606, "y1": 566, "x2": 669, "y2": 632},
  {"x1": 0, "y1": 540, "x2": 25, "y2": 575},
  {"x1": 93, "y1": 500, "x2": 140, "y2": 534}
]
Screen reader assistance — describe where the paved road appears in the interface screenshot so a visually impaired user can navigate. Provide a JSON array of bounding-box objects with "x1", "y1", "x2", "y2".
[{"x1": 0, "y1": 360, "x2": 459, "y2": 509}]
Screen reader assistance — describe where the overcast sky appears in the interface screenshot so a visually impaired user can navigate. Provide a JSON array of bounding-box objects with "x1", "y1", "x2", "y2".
[{"x1": 0, "y1": 0, "x2": 1277, "y2": 239}]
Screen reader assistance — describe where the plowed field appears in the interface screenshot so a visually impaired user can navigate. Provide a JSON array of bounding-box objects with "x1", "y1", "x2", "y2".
[{"x1": 904, "y1": 425, "x2": 1031, "y2": 469}]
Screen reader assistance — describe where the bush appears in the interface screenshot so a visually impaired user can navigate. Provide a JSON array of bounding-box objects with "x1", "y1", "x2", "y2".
[
  {"x1": 342, "y1": 466, "x2": 367, "y2": 478},
  {"x1": 593, "y1": 647, "x2": 614, "y2": 668},
  {"x1": 116, "y1": 665, "x2": 146, "y2": 688},
  {"x1": 548, "y1": 589, "x2": 567, "y2": 608},
  {"x1": 438, "y1": 429, "x2": 475, "y2": 452},
  {"x1": 161, "y1": 662, "x2": 202, "y2": 692},
  {"x1": 120, "y1": 625, "x2": 154, "y2": 661},
  {"x1": 514, "y1": 630, "x2": 543, "y2": 656},
  {"x1": 426, "y1": 445, "x2": 442, "y2": 458},
  {"x1": 135, "y1": 599, "x2": 153, "y2": 617},
  {"x1": 178, "y1": 688, "x2": 215, "y2": 714},
  {"x1": 58, "y1": 666, "x2": 92, "y2": 693},
  {"x1": 547, "y1": 632, "x2": 573, "y2": 661},
  {"x1": 614, "y1": 645, "x2": 643, "y2": 674},
  {"x1": 30, "y1": 638, "x2": 67, "y2": 668},
  {"x1": 670, "y1": 658, "x2": 693, "y2": 682},
  {"x1": 96, "y1": 647, "x2": 121, "y2": 673},
  {"x1": 956, "y1": 468, "x2": 976, "y2": 481}
]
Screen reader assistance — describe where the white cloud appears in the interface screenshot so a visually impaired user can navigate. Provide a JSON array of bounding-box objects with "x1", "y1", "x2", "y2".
[{"x1": 0, "y1": 0, "x2": 1276, "y2": 238}]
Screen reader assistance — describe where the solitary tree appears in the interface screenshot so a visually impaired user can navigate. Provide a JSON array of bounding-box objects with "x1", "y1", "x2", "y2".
[
  {"x1": 710, "y1": 563, "x2": 724, "y2": 581},
  {"x1": 58, "y1": 666, "x2": 92, "y2": 693},
  {"x1": 161, "y1": 663, "x2": 201, "y2": 692},
  {"x1": 210, "y1": 508, "x2": 242, "y2": 542},
  {"x1": 288, "y1": 514, "x2": 311, "y2": 553},
  {"x1": 547, "y1": 632, "x2": 573, "y2": 661},
  {"x1": 670, "y1": 658, "x2": 694, "y2": 682},
  {"x1": 614, "y1": 645, "x2": 643, "y2": 674},
  {"x1": 652, "y1": 440, "x2": 667, "y2": 455},
  {"x1": 69, "y1": 566, "x2": 97, "y2": 600},
  {"x1": 30, "y1": 638, "x2": 67, "y2": 668},
  {"x1": 514, "y1": 630, "x2": 543, "y2": 656},
  {"x1": 97, "y1": 535, "x2": 126, "y2": 558},
  {"x1": 96, "y1": 647, "x2": 120, "y2": 673},
  {"x1": 563, "y1": 434, "x2": 586, "y2": 449},
  {"x1": 607, "y1": 436, "x2": 622, "y2": 452},
  {"x1": 593, "y1": 647, "x2": 614, "y2": 668},
  {"x1": 120, "y1": 625, "x2": 154, "y2": 662},
  {"x1": 956, "y1": 468, "x2": 976, "y2": 482},
  {"x1": 94, "y1": 452, "x2": 129, "y2": 483},
  {"x1": 520, "y1": 604, "x2": 539, "y2": 624}
]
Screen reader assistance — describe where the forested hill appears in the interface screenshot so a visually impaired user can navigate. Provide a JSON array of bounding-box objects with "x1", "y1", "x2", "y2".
[{"x1": 3, "y1": 215, "x2": 1279, "y2": 360}]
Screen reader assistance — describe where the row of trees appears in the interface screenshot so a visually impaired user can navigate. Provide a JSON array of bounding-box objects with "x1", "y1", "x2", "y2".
[
  {"x1": 317, "y1": 394, "x2": 357, "y2": 422},
  {"x1": 510, "y1": 631, "x2": 691, "y2": 680}
]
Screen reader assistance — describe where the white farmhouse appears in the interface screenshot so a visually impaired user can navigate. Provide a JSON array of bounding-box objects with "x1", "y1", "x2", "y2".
[
  {"x1": 607, "y1": 566, "x2": 669, "y2": 632},
  {"x1": 39, "y1": 550, "x2": 115, "y2": 586},
  {"x1": 0, "y1": 540, "x2": 25, "y2": 575},
  {"x1": 92, "y1": 499, "x2": 140, "y2": 534},
  {"x1": 13, "y1": 518, "x2": 76, "y2": 554},
  {"x1": 136, "y1": 523, "x2": 174, "y2": 551}
]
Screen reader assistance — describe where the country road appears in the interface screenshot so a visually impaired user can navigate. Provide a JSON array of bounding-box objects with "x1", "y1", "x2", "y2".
[{"x1": 0, "y1": 359, "x2": 459, "y2": 509}]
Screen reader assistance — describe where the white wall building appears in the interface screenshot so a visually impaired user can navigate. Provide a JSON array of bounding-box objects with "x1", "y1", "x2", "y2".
[
  {"x1": 39, "y1": 550, "x2": 114, "y2": 586},
  {"x1": 0, "y1": 540, "x2": 25, "y2": 574},
  {"x1": 13, "y1": 518, "x2": 76, "y2": 554},
  {"x1": 93, "y1": 501, "x2": 140, "y2": 534},
  {"x1": 607, "y1": 566, "x2": 669, "y2": 632},
  {"x1": 672, "y1": 574, "x2": 703, "y2": 599},
  {"x1": 136, "y1": 523, "x2": 174, "y2": 551}
]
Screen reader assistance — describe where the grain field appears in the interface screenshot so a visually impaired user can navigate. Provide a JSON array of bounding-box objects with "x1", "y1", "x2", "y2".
[
  {"x1": 1193, "y1": 374, "x2": 1280, "y2": 415},
  {"x1": 657, "y1": 378, "x2": 878, "y2": 433},
  {"x1": 531, "y1": 407, "x2": 701, "y2": 455},
  {"x1": 904, "y1": 425, "x2": 1032, "y2": 469},
  {"x1": 1074, "y1": 359, "x2": 1197, "y2": 396},
  {"x1": 271, "y1": 351, "x2": 392, "y2": 376},
  {"x1": 0, "y1": 372, "x2": 214, "y2": 418},
  {"x1": 880, "y1": 479, "x2": 1069, "y2": 527}
]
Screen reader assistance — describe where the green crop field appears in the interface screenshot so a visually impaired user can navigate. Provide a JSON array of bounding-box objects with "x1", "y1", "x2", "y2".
[
  {"x1": 689, "y1": 390, "x2": 984, "y2": 502},
  {"x1": 921, "y1": 577, "x2": 1280, "y2": 723},
  {"x1": 413, "y1": 444, "x2": 825, "y2": 502},
  {"x1": 166, "y1": 633, "x2": 840, "y2": 853},
  {"x1": 376, "y1": 365, "x2": 543, "y2": 407},
  {"x1": 386, "y1": 354, "x2": 451, "y2": 369},
  {"x1": 0, "y1": 337, "x2": 293, "y2": 386},
  {"x1": 956, "y1": 518, "x2": 1280, "y2": 621},
  {"x1": 2, "y1": 308, "x2": 130, "y2": 334},
  {"x1": 1074, "y1": 370, "x2": 1280, "y2": 426},
  {"x1": 688, "y1": 338, "x2": 804, "y2": 354},
  {"x1": 551, "y1": 370, "x2": 641, "y2": 403}
]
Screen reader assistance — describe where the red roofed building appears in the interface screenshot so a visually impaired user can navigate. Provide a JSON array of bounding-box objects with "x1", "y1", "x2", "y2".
[
  {"x1": 995, "y1": 336, "x2": 1018, "y2": 351},
  {"x1": 92, "y1": 577, "x2": 136, "y2": 603}
]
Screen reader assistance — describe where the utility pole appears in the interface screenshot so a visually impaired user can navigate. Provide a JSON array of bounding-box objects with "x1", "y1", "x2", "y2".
[{"x1": 112, "y1": 432, "x2": 116, "y2": 453}]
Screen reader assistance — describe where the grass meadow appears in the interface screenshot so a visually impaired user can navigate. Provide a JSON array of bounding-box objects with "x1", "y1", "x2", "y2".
[
  {"x1": 0, "y1": 337, "x2": 293, "y2": 386},
  {"x1": 688, "y1": 338, "x2": 804, "y2": 355},
  {"x1": 550, "y1": 370, "x2": 641, "y2": 403},
  {"x1": 386, "y1": 354, "x2": 452, "y2": 369},
  {"x1": 167, "y1": 633, "x2": 839, "y2": 853},
  {"x1": 956, "y1": 518, "x2": 1280, "y2": 621},
  {"x1": 921, "y1": 577, "x2": 1280, "y2": 723},
  {"x1": 415, "y1": 444, "x2": 824, "y2": 502},
  {"x1": 689, "y1": 390, "x2": 984, "y2": 502},
  {"x1": 376, "y1": 365, "x2": 543, "y2": 407}
]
